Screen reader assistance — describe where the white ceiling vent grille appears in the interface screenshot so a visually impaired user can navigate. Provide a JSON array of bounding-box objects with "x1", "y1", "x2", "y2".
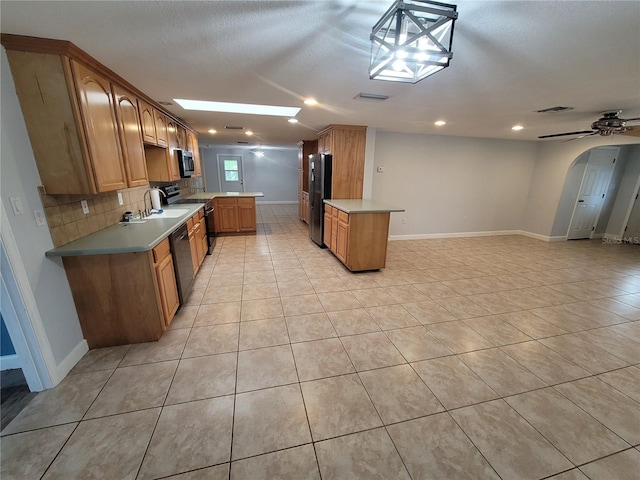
[{"x1": 354, "y1": 92, "x2": 390, "y2": 101}]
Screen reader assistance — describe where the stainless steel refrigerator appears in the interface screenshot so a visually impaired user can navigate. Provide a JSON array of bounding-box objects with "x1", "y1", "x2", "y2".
[{"x1": 309, "y1": 153, "x2": 332, "y2": 246}]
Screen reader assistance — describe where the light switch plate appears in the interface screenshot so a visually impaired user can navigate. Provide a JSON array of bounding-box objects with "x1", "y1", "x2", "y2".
[
  {"x1": 117, "y1": 192, "x2": 124, "y2": 205},
  {"x1": 10, "y1": 196, "x2": 24, "y2": 216},
  {"x1": 81, "y1": 200, "x2": 90, "y2": 214},
  {"x1": 33, "y1": 209, "x2": 47, "y2": 227}
]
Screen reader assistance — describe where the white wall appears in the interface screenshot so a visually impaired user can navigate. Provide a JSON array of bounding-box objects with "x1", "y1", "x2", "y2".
[
  {"x1": 606, "y1": 147, "x2": 640, "y2": 238},
  {"x1": 201, "y1": 146, "x2": 298, "y2": 202},
  {"x1": 371, "y1": 131, "x2": 539, "y2": 237},
  {"x1": 1, "y1": 48, "x2": 86, "y2": 385}
]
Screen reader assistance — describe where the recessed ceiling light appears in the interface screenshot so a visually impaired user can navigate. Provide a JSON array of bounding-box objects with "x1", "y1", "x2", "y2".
[
  {"x1": 288, "y1": 118, "x2": 299, "y2": 124},
  {"x1": 207, "y1": 129, "x2": 217, "y2": 134},
  {"x1": 245, "y1": 130, "x2": 254, "y2": 136},
  {"x1": 255, "y1": 150, "x2": 265, "y2": 157},
  {"x1": 174, "y1": 99, "x2": 301, "y2": 117},
  {"x1": 304, "y1": 98, "x2": 318, "y2": 105},
  {"x1": 512, "y1": 125, "x2": 524, "y2": 131},
  {"x1": 434, "y1": 120, "x2": 446, "y2": 126}
]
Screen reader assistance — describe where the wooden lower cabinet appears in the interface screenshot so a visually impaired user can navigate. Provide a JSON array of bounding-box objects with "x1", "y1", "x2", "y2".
[
  {"x1": 188, "y1": 211, "x2": 207, "y2": 274},
  {"x1": 62, "y1": 237, "x2": 179, "y2": 348},
  {"x1": 323, "y1": 204, "x2": 391, "y2": 271},
  {"x1": 213, "y1": 197, "x2": 257, "y2": 234},
  {"x1": 300, "y1": 192, "x2": 310, "y2": 224}
]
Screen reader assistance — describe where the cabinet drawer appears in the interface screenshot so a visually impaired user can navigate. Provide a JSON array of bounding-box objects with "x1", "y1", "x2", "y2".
[
  {"x1": 198, "y1": 208, "x2": 204, "y2": 220},
  {"x1": 325, "y1": 205, "x2": 332, "y2": 216},
  {"x1": 187, "y1": 216, "x2": 194, "y2": 231},
  {"x1": 153, "y1": 238, "x2": 171, "y2": 263},
  {"x1": 332, "y1": 207, "x2": 339, "y2": 218},
  {"x1": 216, "y1": 197, "x2": 237, "y2": 205},
  {"x1": 338, "y1": 210, "x2": 349, "y2": 223},
  {"x1": 237, "y1": 197, "x2": 254, "y2": 205}
]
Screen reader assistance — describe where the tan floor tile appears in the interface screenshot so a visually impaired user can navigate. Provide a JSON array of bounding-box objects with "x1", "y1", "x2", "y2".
[
  {"x1": 242, "y1": 282, "x2": 280, "y2": 300},
  {"x1": 0, "y1": 424, "x2": 76, "y2": 479},
  {"x1": 615, "y1": 293, "x2": 640, "y2": 308},
  {"x1": 2, "y1": 370, "x2": 110, "y2": 435},
  {"x1": 558, "y1": 301, "x2": 626, "y2": 327},
  {"x1": 554, "y1": 377, "x2": 640, "y2": 445},
  {"x1": 574, "y1": 328, "x2": 640, "y2": 363},
  {"x1": 274, "y1": 267, "x2": 307, "y2": 283},
  {"x1": 243, "y1": 260, "x2": 274, "y2": 273},
  {"x1": 413, "y1": 282, "x2": 459, "y2": 298},
  {"x1": 85, "y1": 361, "x2": 177, "y2": 419},
  {"x1": 281, "y1": 294, "x2": 324, "y2": 316},
  {"x1": 547, "y1": 469, "x2": 590, "y2": 480},
  {"x1": 70, "y1": 345, "x2": 130, "y2": 374},
  {"x1": 497, "y1": 310, "x2": 569, "y2": 338},
  {"x1": 209, "y1": 273, "x2": 244, "y2": 287},
  {"x1": 165, "y1": 464, "x2": 229, "y2": 479},
  {"x1": 166, "y1": 353, "x2": 237, "y2": 405},
  {"x1": 539, "y1": 334, "x2": 629, "y2": 374},
  {"x1": 442, "y1": 278, "x2": 491, "y2": 296},
  {"x1": 597, "y1": 366, "x2": 640, "y2": 402},
  {"x1": 412, "y1": 356, "x2": 498, "y2": 410},
  {"x1": 309, "y1": 276, "x2": 348, "y2": 293},
  {"x1": 529, "y1": 306, "x2": 605, "y2": 332},
  {"x1": 169, "y1": 305, "x2": 198, "y2": 330},
  {"x1": 387, "y1": 413, "x2": 500, "y2": 480},
  {"x1": 291, "y1": 338, "x2": 354, "y2": 381},
  {"x1": 383, "y1": 285, "x2": 429, "y2": 303},
  {"x1": 315, "y1": 428, "x2": 410, "y2": 480},
  {"x1": 232, "y1": 384, "x2": 311, "y2": 460},
  {"x1": 42, "y1": 409, "x2": 160, "y2": 480},
  {"x1": 365, "y1": 304, "x2": 420, "y2": 330},
  {"x1": 500, "y1": 341, "x2": 590, "y2": 385},
  {"x1": 230, "y1": 444, "x2": 320, "y2": 480},
  {"x1": 427, "y1": 321, "x2": 493, "y2": 353},
  {"x1": 239, "y1": 318, "x2": 289, "y2": 350},
  {"x1": 402, "y1": 299, "x2": 457, "y2": 324},
  {"x1": 579, "y1": 448, "x2": 640, "y2": 480},
  {"x1": 317, "y1": 291, "x2": 362, "y2": 312},
  {"x1": 301, "y1": 374, "x2": 382, "y2": 441},
  {"x1": 589, "y1": 297, "x2": 640, "y2": 320},
  {"x1": 138, "y1": 396, "x2": 234, "y2": 480},
  {"x1": 341, "y1": 332, "x2": 405, "y2": 371},
  {"x1": 451, "y1": 400, "x2": 573, "y2": 480},
  {"x1": 326, "y1": 308, "x2": 380, "y2": 336},
  {"x1": 236, "y1": 345, "x2": 298, "y2": 392},
  {"x1": 194, "y1": 302, "x2": 241, "y2": 326},
  {"x1": 359, "y1": 365, "x2": 443, "y2": 424},
  {"x1": 496, "y1": 289, "x2": 553, "y2": 310},
  {"x1": 213, "y1": 263, "x2": 244, "y2": 275},
  {"x1": 120, "y1": 329, "x2": 189, "y2": 366},
  {"x1": 183, "y1": 324, "x2": 239, "y2": 358},
  {"x1": 459, "y1": 348, "x2": 547, "y2": 396},
  {"x1": 385, "y1": 326, "x2": 452, "y2": 362},
  {"x1": 341, "y1": 274, "x2": 381, "y2": 290},
  {"x1": 607, "y1": 321, "x2": 640, "y2": 343},
  {"x1": 240, "y1": 298, "x2": 284, "y2": 321},
  {"x1": 434, "y1": 296, "x2": 492, "y2": 320},
  {"x1": 507, "y1": 388, "x2": 629, "y2": 465},
  {"x1": 351, "y1": 288, "x2": 397, "y2": 307},
  {"x1": 466, "y1": 292, "x2": 523, "y2": 314},
  {"x1": 276, "y1": 278, "x2": 315, "y2": 297},
  {"x1": 285, "y1": 312, "x2": 337, "y2": 342},
  {"x1": 202, "y1": 284, "x2": 243, "y2": 304}
]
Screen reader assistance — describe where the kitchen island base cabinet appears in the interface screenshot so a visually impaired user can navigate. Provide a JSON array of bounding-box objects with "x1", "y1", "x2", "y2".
[
  {"x1": 62, "y1": 240, "x2": 178, "y2": 348},
  {"x1": 213, "y1": 197, "x2": 257, "y2": 234}
]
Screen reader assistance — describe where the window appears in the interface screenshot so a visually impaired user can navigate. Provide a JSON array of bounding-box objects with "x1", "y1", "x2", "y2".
[{"x1": 224, "y1": 159, "x2": 238, "y2": 181}]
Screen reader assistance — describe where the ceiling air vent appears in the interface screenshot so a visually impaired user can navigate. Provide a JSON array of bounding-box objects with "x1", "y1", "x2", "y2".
[
  {"x1": 237, "y1": 141, "x2": 249, "y2": 144},
  {"x1": 354, "y1": 92, "x2": 390, "y2": 101},
  {"x1": 535, "y1": 106, "x2": 574, "y2": 113},
  {"x1": 225, "y1": 126, "x2": 244, "y2": 130}
]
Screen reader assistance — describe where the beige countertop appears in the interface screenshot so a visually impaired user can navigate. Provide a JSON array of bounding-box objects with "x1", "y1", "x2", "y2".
[
  {"x1": 183, "y1": 192, "x2": 264, "y2": 201},
  {"x1": 45, "y1": 204, "x2": 204, "y2": 258},
  {"x1": 324, "y1": 199, "x2": 405, "y2": 214}
]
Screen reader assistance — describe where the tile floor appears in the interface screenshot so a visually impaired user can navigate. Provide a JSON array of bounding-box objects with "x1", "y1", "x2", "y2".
[{"x1": 2, "y1": 203, "x2": 640, "y2": 479}]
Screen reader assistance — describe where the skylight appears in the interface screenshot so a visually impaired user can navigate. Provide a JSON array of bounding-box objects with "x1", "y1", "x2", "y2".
[{"x1": 174, "y1": 99, "x2": 301, "y2": 117}]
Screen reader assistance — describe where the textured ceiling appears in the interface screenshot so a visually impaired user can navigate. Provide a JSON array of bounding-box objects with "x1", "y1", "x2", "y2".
[{"x1": 2, "y1": 0, "x2": 639, "y2": 148}]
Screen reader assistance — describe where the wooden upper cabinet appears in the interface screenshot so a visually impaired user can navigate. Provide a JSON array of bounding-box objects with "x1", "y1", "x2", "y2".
[
  {"x1": 317, "y1": 125, "x2": 366, "y2": 199},
  {"x1": 154, "y1": 109, "x2": 168, "y2": 147},
  {"x1": 138, "y1": 100, "x2": 157, "y2": 144},
  {"x1": 113, "y1": 85, "x2": 148, "y2": 187},
  {"x1": 166, "y1": 120, "x2": 181, "y2": 181},
  {"x1": 176, "y1": 125, "x2": 187, "y2": 150},
  {"x1": 70, "y1": 60, "x2": 128, "y2": 193},
  {"x1": 187, "y1": 131, "x2": 202, "y2": 177}
]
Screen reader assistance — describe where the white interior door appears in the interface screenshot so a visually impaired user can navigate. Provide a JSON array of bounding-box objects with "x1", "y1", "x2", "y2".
[
  {"x1": 567, "y1": 148, "x2": 618, "y2": 240},
  {"x1": 217, "y1": 155, "x2": 245, "y2": 192},
  {"x1": 624, "y1": 189, "x2": 640, "y2": 243}
]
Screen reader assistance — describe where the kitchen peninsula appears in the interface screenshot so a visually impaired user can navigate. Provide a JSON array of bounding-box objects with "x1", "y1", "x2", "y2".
[
  {"x1": 183, "y1": 192, "x2": 264, "y2": 235},
  {"x1": 323, "y1": 199, "x2": 404, "y2": 271}
]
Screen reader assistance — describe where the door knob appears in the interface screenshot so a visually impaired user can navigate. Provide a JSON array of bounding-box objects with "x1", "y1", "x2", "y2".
[{"x1": 578, "y1": 200, "x2": 584, "y2": 203}]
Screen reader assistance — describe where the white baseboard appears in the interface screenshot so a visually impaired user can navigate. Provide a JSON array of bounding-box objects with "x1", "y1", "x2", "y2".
[
  {"x1": 389, "y1": 230, "x2": 567, "y2": 243},
  {"x1": 50, "y1": 339, "x2": 88, "y2": 385},
  {"x1": 0, "y1": 354, "x2": 20, "y2": 371}
]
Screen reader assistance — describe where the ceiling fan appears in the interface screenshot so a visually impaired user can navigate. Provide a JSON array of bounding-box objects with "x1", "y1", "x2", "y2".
[{"x1": 538, "y1": 111, "x2": 640, "y2": 140}]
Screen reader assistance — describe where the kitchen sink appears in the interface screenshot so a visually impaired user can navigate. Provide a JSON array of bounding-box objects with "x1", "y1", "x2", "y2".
[{"x1": 146, "y1": 208, "x2": 190, "y2": 219}]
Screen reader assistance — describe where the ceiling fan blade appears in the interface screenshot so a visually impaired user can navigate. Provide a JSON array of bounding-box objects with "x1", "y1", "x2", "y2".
[
  {"x1": 621, "y1": 126, "x2": 640, "y2": 137},
  {"x1": 538, "y1": 130, "x2": 596, "y2": 139},
  {"x1": 561, "y1": 132, "x2": 599, "y2": 143},
  {"x1": 623, "y1": 117, "x2": 640, "y2": 122}
]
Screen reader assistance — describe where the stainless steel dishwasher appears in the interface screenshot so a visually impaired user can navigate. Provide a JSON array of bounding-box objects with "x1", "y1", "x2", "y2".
[{"x1": 169, "y1": 222, "x2": 194, "y2": 304}]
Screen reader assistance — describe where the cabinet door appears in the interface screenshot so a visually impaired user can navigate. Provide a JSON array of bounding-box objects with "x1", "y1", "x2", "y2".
[
  {"x1": 238, "y1": 198, "x2": 257, "y2": 232},
  {"x1": 155, "y1": 253, "x2": 179, "y2": 327},
  {"x1": 323, "y1": 212, "x2": 332, "y2": 247},
  {"x1": 336, "y1": 220, "x2": 349, "y2": 262},
  {"x1": 113, "y1": 85, "x2": 148, "y2": 187},
  {"x1": 138, "y1": 99, "x2": 157, "y2": 144},
  {"x1": 154, "y1": 109, "x2": 168, "y2": 147},
  {"x1": 176, "y1": 125, "x2": 187, "y2": 150},
  {"x1": 166, "y1": 120, "x2": 182, "y2": 181},
  {"x1": 218, "y1": 204, "x2": 239, "y2": 233},
  {"x1": 71, "y1": 60, "x2": 127, "y2": 192},
  {"x1": 198, "y1": 217, "x2": 208, "y2": 262},
  {"x1": 331, "y1": 215, "x2": 338, "y2": 253},
  {"x1": 188, "y1": 131, "x2": 202, "y2": 177}
]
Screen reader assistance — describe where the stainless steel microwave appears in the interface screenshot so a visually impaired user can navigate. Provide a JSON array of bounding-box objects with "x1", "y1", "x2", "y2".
[{"x1": 176, "y1": 149, "x2": 194, "y2": 177}]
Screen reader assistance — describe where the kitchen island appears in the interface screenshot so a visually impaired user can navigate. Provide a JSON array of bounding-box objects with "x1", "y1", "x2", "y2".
[
  {"x1": 46, "y1": 205, "x2": 204, "y2": 348},
  {"x1": 182, "y1": 192, "x2": 264, "y2": 235},
  {"x1": 323, "y1": 199, "x2": 404, "y2": 271}
]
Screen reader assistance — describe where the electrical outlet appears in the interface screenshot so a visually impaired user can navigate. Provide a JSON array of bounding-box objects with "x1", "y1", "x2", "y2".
[
  {"x1": 33, "y1": 209, "x2": 47, "y2": 227},
  {"x1": 117, "y1": 192, "x2": 124, "y2": 205},
  {"x1": 81, "y1": 200, "x2": 90, "y2": 215},
  {"x1": 377, "y1": 166, "x2": 384, "y2": 173},
  {"x1": 402, "y1": 217, "x2": 407, "y2": 224},
  {"x1": 9, "y1": 196, "x2": 24, "y2": 216}
]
